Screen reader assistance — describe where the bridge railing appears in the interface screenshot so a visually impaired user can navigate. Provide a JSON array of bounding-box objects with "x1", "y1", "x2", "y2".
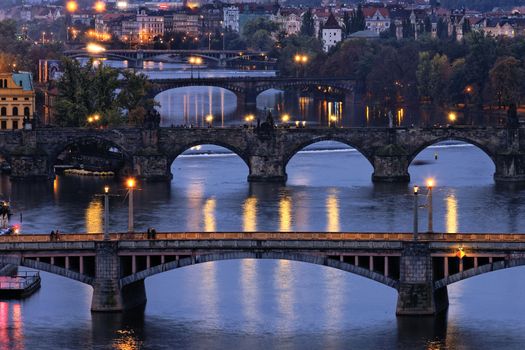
[{"x1": 1, "y1": 232, "x2": 525, "y2": 243}]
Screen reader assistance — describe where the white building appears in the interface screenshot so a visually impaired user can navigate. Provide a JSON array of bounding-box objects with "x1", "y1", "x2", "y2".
[
  {"x1": 223, "y1": 6, "x2": 240, "y2": 32},
  {"x1": 121, "y1": 9, "x2": 164, "y2": 43},
  {"x1": 321, "y1": 13, "x2": 342, "y2": 52},
  {"x1": 363, "y1": 8, "x2": 391, "y2": 34}
]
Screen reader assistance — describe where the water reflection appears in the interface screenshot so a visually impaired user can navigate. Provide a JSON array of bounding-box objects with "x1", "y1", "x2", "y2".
[
  {"x1": 279, "y1": 195, "x2": 292, "y2": 232},
  {"x1": 0, "y1": 302, "x2": 23, "y2": 350},
  {"x1": 326, "y1": 190, "x2": 340, "y2": 232},
  {"x1": 203, "y1": 198, "x2": 216, "y2": 232},
  {"x1": 446, "y1": 192, "x2": 458, "y2": 233},
  {"x1": 85, "y1": 199, "x2": 103, "y2": 233},
  {"x1": 274, "y1": 260, "x2": 295, "y2": 331},
  {"x1": 243, "y1": 197, "x2": 257, "y2": 232},
  {"x1": 240, "y1": 259, "x2": 260, "y2": 331}
]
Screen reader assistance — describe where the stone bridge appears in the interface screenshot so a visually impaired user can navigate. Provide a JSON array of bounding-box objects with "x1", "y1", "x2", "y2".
[
  {"x1": 1, "y1": 232, "x2": 525, "y2": 315},
  {"x1": 64, "y1": 49, "x2": 273, "y2": 68},
  {"x1": 149, "y1": 77, "x2": 356, "y2": 113},
  {"x1": 1, "y1": 126, "x2": 524, "y2": 183}
]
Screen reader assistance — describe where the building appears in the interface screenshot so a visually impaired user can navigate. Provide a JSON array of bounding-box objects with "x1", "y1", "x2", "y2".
[
  {"x1": 0, "y1": 72, "x2": 35, "y2": 130},
  {"x1": 321, "y1": 13, "x2": 342, "y2": 52},
  {"x1": 223, "y1": 6, "x2": 240, "y2": 32},
  {"x1": 363, "y1": 7, "x2": 391, "y2": 34},
  {"x1": 172, "y1": 11, "x2": 200, "y2": 36},
  {"x1": 121, "y1": 9, "x2": 164, "y2": 43}
]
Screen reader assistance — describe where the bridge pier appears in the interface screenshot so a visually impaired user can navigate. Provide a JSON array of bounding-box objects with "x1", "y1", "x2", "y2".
[
  {"x1": 132, "y1": 154, "x2": 173, "y2": 181},
  {"x1": 371, "y1": 153, "x2": 410, "y2": 183},
  {"x1": 396, "y1": 242, "x2": 448, "y2": 316},
  {"x1": 247, "y1": 155, "x2": 287, "y2": 183},
  {"x1": 10, "y1": 154, "x2": 51, "y2": 181},
  {"x1": 91, "y1": 242, "x2": 147, "y2": 312},
  {"x1": 494, "y1": 153, "x2": 525, "y2": 183}
]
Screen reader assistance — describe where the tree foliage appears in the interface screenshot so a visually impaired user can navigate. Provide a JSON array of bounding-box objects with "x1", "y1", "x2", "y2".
[{"x1": 301, "y1": 8, "x2": 316, "y2": 37}]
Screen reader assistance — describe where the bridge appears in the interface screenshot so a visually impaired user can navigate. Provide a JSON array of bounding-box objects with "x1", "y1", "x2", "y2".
[
  {"x1": 64, "y1": 49, "x2": 274, "y2": 68},
  {"x1": 1, "y1": 126, "x2": 525, "y2": 183},
  {"x1": 149, "y1": 77, "x2": 356, "y2": 113},
  {"x1": 1, "y1": 232, "x2": 525, "y2": 315}
]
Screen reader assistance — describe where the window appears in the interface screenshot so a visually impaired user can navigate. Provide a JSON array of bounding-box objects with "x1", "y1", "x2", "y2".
[
  {"x1": 12, "y1": 107, "x2": 18, "y2": 116},
  {"x1": 13, "y1": 98, "x2": 17, "y2": 101},
  {"x1": 0, "y1": 107, "x2": 5, "y2": 116},
  {"x1": 12, "y1": 121, "x2": 18, "y2": 130},
  {"x1": 1, "y1": 121, "x2": 6, "y2": 129},
  {"x1": 24, "y1": 107, "x2": 30, "y2": 116}
]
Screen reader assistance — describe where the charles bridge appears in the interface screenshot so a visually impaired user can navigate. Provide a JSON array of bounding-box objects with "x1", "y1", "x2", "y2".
[
  {"x1": 1, "y1": 125, "x2": 525, "y2": 183},
  {"x1": 0, "y1": 232, "x2": 524, "y2": 315}
]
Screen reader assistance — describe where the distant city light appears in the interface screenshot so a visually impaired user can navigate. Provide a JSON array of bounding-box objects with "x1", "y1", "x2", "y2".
[
  {"x1": 86, "y1": 42, "x2": 106, "y2": 54},
  {"x1": 94, "y1": 1, "x2": 106, "y2": 13},
  {"x1": 116, "y1": 1, "x2": 128, "y2": 9},
  {"x1": 448, "y1": 112, "x2": 457, "y2": 122},
  {"x1": 66, "y1": 0, "x2": 78, "y2": 13}
]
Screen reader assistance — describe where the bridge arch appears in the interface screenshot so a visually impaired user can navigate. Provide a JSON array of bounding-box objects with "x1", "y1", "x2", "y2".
[
  {"x1": 435, "y1": 258, "x2": 525, "y2": 288},
  {"x1": 409, "y1": 137, "x2": 496, "y2": 166},
  {"x1": 50, "y1": 136, "x2": 133, "y2": 177},
  {"x1": 119, "y1": 252, "x2": 399, "y2": 290},
  {"x1": 284, "y1": 137, "x2": 374, "y2": 168},
  {"x1": 168, "y1": 142, "x2": 250, "y2": 170}
]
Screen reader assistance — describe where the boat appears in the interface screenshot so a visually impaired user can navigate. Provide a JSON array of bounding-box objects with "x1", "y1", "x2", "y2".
[{"x1": 0, "y1": 271, "x2": 41, "y2": 298}]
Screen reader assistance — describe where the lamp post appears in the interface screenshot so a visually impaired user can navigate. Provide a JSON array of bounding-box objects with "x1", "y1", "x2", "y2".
[
  {"x1": 103, "y1": 186, "x2": 109, "y2": 240},
  {"x1": 413, "y1": 185, "x2": 419, "y2": 240},
  {"x1": 293, "y1": 54, "x2": 308, "y2": 78},
  {"x1": 127, "y1": 178, "x2": 136, "y2": 233},
  {"x1": 205, "y1": 114, "x2": 213, "y2": 127},
  {"x1": 426, "y1": 178, "x2": 434, "y2": 233}
]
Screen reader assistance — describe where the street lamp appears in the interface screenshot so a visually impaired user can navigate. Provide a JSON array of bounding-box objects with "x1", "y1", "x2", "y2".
[
  {"x1": 294, "y1": 54, "x2": 308, "y2": 77},
  {"x1": 94, "y1": 1, "x2": 106, "y2": 13},
  {"x1": 448, "y1": 112, "x2": 457, "y2": 123},
  {"x1": 281, "y1": 113, "x2": 290, "y2": 124},
  {"x1": 329, "y1": 114, "x2": 337, "y2": 127},
  {"x1": 127, "y1": 177, "x2": 136, "y2": 233},
  {"x1": 244, "y1": 114, "x2": 254, "y2": 126},
  {"x1": 66, "y1": 0, "x2": 78, "y2": 13},
  {"x1": 103, "y1": 186, "x2": 110, "y2": 240},
  {"x1": 189, "y1": 56, "x2": 203, "y2": 79},
  {"x1": 426, "y1": 178, "x2": 434, "y2": 233},
  {"x1": 205, "y1": 114, "x2": 213, "y2": 127},
  {"x1": 413, "y1": 185, "x2": 419, "y2": 240}
]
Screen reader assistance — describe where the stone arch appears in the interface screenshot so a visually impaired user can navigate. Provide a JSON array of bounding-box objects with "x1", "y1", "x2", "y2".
[
  {"x1": 434, "y1": 258, "x2": 525, "y2": 288},
  {"x1": 284, "y1": 137, "x2": 374, "y2": 168},
  {"x1": 168, "y1": 141, "x2": 250, "y2": 170},
  {"x1": 119, "y1": 252, "x2": 399, "y2": 290},
  {"x1": 409, "y1": 137, "x2": 496, "y2": 166},
  {"x1": 50, "y1": 136, "x2": 133, "y2": 176},
  {"x1": 0, "y1": 256, "x2": 94, "y2": 285}
]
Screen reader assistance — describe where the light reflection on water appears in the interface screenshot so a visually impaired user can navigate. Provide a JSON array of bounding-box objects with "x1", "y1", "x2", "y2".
[{"x1": 2, "y1": 143, "x2": 525, "y2": 348}]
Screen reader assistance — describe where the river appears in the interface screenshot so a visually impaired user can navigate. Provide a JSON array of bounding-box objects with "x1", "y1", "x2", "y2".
[{"x1": 1, "y1": 141, "x2": 525, "y2": 349}]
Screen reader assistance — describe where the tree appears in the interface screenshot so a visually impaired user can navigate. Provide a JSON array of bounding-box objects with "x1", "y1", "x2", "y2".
[
  {"x1": 489, "y1": 56, "x2": 525, "y2": 107},
  {"x1": 416, "y1": 52, "x2": 433, "y2": 101},
  {"x1": 301, "y1": 8, "x2": 316, "y2": 37},
  {"x1": 464, "y1": 31, "x2": 497, "y2": 106},
  {"x1": 343, "y1": 11, "x2": 351, "y2": 36},
  {"x1": 242, "y1": 18, "x2": 279, "y2": 51},
  {"x1": 350, "y1": 4, "x2": 366, "y2": 34}
]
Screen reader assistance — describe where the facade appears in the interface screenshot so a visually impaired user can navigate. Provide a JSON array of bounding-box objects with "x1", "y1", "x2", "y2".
[
  {"x1": 321, "y1": 13, "x2": 342, "y2": 52},
  {"x1": 0, "y1": 72, "x2": 35, "y2": 130},
  {"x1": 223, "y1": 6, "x2": 240, "y2": 32},
  {"x1": 121, "y1": 9, "x2": 164, "y2": 43},
  {"x1": 363, "y1": 7, "x2": 391, "y2": 34},
  {"x1": 172, "y1": 11, "x2": 200, "y2": 36}
]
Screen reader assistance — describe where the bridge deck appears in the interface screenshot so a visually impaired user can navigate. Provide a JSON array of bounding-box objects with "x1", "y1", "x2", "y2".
[{"x1": 1, "y1": 232, "x2": 525, "y2": 243}]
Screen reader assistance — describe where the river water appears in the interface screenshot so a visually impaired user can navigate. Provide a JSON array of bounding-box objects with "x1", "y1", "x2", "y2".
[{"x1": 1, "y1": 141, "x2": 525, "y2": 349}]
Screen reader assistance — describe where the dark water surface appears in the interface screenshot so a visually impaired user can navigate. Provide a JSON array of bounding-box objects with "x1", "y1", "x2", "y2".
[{"x1": 1, "y1": 143, "x2": 525, "y2": 349}]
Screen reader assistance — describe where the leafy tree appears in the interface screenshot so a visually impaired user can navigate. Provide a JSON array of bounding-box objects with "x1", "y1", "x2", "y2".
[
  {"x1": 276, "y1": 34, "x2": 323, "y2": 77},
  {"x1": 349, "y1": 4, "x2": 366, "y2": 34},
  {"x1": 301, "y1": 8, "x2": 316, "y2": 37},
  {"x1": 417, "y1": 52, "x2": 433, "y2": 101},
  {"x1": 242, "y1": 18, "x2": 279, "y2": 51},
  {"x1": 343, "y1": 11, "x2": 351, "y2": 36},
  {"x1": 489, "y1": 56, "x2": 525, "y2": 107},
  {"x1": 464, "y1": 31, "x2": 497, "y2": 106}
]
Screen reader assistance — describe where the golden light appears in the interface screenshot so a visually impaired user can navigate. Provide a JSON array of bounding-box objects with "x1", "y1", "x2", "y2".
[
  {"x1": 126, "y1": 178, "x2": 136, "y2": 189},
  {"x1": 93, "y1": 114, "x2": 100, "y2": 121},
  {"x1": 294, "y1": 54, "x2": 301, "y2": 63},
  {"x1": 187, "y1": 1, "x2": 199, "y2": 9},
  {"x1": 244, "y1": 114, "x2": 254, "y2": 122},
  {"x1": 456, "y1": 247, "x2": 466, "y2": 259},
  {"x1": 87, "y1": 116, "x2": 94, "y2": 123},
  {"x1": 116, "y1": 1, "x2": 128, "y2": 9},
  {"x1": 104, "y1": 186, "x2": 109, "y2": 194},
  {"x1": 295, "y1": 121, "x2": 300, "y2": 127},
  {"x1": 329, "y1": 115, "x2": 337, "y2": 122},
  {"x1": 66, "y1": 0, "x2": 78, "y2": 13},
  {"x1": 205, "y1": 114, "x2": 214, "y2": 123},
  {"x1": 448, "y1": 112, "x2": 457, "y2": 122},
  {"x1": 465, "y1": 85, "x2": 473, "y2": 93},
  {"x1": 301, "y1": 55, "x2": 308, "y2": 63},
  {"x1": 413, "y1": 185, "x2": 419, "y2": 194},
  {"x1": 426, "y1": 178, "x2": 435, "y2": 188},
  {"x1": 281, "y1": 114, "x2": 290, "y2": 122},
  {"x1": 86, "y1": 42, "x2": 106, "y2": 54},
  {"x1": 94, "y1": 1, "x2": 106, "y2": 13},
  {"x1": 302, "y1": 121, "x2": 306, "y2": 127}
]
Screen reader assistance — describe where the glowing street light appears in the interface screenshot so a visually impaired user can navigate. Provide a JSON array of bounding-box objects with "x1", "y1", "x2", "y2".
[
  {"x1": 413, "y1": 185, "x2": 419, "y2": 240},
  {"x1": 426, "y1": 178, "x2": 434, "y2": 233},
  {"x1": 126, "y1": 178, "x2": 136, "y2": 233},
  {"x1": 448, "y1": 112, "x2": 457, "y2": 123},
  {"x1": 94, "y1": 1, "x2": 106, "y2": 13},
  {"x1": 116, "y1": 1, "x2": 128, "y2": 9},
  {"x1": 281, "y1": 114, "x2": 290, "y2": 123},
  {"x1": 103, "y1": 186, "x2": 109, "y2": 240},
  {"x1": 188, "y1": 56, "x2": 203, "y2": 79},
  {"x1": 456, "y1": 247, "x2": 466, "y2": 259},
  {"x1": 86, "y1": 42, "x2": 106, "y2": 54},
  {"x1": 329, "y1": 114, "x2": 337, "y2": 127},
  {"x1": 244, "y1": 114, "x2": 255, "y2": 126},
  {"x1": 294, "y1": 54, "x2": 308, "y2": 77},
  {"x1": 66, "y1": 0, "x2": 78, "y2": 13},
  {"x1": 205, "y1": 114, "x2": 214, "y2": 127}
]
